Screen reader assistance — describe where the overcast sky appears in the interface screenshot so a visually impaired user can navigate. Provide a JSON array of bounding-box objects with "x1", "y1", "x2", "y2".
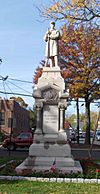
[{"x1": 0, "y1": 0, "x2": 99, "y2": 114}]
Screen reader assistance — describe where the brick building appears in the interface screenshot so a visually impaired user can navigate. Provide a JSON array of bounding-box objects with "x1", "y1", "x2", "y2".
[{"x1": 0, "y1": 98, "x2": 30, "y2": 136}]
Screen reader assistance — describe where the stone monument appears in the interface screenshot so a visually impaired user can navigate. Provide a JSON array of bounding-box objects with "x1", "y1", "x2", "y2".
[{"x1": 16, "y1": 22, "x2": 82, "y2": 174}]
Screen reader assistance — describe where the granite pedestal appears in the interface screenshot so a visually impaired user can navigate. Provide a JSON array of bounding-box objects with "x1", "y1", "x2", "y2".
[{"x1": 16, "y1": 67, "x2": 82, "y2": 174}]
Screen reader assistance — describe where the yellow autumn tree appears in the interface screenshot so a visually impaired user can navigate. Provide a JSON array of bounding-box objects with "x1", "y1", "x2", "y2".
[
  {"x1": 10, "y1": 96, "x2": 28, "y2": 108},
  {"x1": 42, "y1": 0, "x2": 100, "y2": 25},
  {"x1": 59, "y1": 24, "x2": 100, "y2": 144}
]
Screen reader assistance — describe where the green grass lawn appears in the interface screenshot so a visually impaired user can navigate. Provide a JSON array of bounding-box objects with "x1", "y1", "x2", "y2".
[
  {"x1": 0, "y1": 156, "x2": 100, "y2": 194},
  {"x1": 0, "y1": 180, "x2": 100, "y2": 194},
  {"x1": 0, "y1": 156, "x2": 25, "y2": 165},
  {"x1": 0, "y1": 156, "x2": 100, "y2": 178}
]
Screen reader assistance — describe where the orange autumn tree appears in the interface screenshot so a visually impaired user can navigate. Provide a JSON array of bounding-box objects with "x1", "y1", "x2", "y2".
[
  {"x1": 59, "y1": 25, "x2": 100, "y2": 145},
  {"x1": 33, "y1": 66, "x2": 43, "y2": 84},
  {"x1": 42, "y1": 0, "x2": 100, "y2": 25}
]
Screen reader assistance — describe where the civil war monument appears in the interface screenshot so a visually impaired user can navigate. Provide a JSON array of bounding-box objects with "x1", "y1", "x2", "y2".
[{"x1": 16, "y1": 22, "x2": 82, "y2": 174}]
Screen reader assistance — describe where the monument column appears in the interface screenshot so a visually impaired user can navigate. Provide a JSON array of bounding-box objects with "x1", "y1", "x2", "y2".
[
  {"x1": 35, "y1": 103, "x2": 42, "y2": 133},
  {"x1": 57, "y1": 103, "x2": 67, "y2": 143},
  {"x1": 59, "y1": 105, "x2": 65, "y2": 131}
]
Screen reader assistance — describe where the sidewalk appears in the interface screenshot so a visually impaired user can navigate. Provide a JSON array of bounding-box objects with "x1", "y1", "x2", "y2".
[
  {"x1": 0, "y1": 175, "x2": 100, "y2": 183},
  {"x1": 70, "y1": 142, "x2": 100, "y2": 149}
]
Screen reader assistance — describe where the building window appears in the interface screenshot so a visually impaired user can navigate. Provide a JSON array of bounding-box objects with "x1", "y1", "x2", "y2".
[{"x1": 0, "y1": 112, "x2": 5, "y2": 126}]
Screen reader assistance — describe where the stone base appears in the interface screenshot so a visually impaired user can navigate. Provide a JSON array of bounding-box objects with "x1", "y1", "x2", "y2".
[
  {"x1": 24, "y1": 156, "x2": 74, "y2": 167},
  {"x1": 16, "y1": 159, "x2": 82, "y2": 175},
  {"x1": 34, "y1": 132, "x2": 68, "y2": 144},
  {"x1": 57, "y1": 130, "x2": 67, "y2": 143},
  {"x1": 34, "y1": 130, "x2": 67, "y2": 144},
  {"x1": 16, "y1": 142, "x2": 83, "y2": 175},
  {"x1": 29, "y1": 143, "x2": 72, "y2": 157},
  {"x1": 31, "y1": 160, "x2": 82, "y2": 173}
]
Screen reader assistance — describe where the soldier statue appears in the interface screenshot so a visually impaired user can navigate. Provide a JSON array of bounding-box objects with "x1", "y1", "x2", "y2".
[{"x1": 44, "y1": 21, "x2": 60, "y2": 67}]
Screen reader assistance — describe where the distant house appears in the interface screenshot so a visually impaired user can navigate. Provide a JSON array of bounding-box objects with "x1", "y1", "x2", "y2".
[
  {"x1": 0, "y1": 98, "x2": 30, "y2": 137},
  {"x1": 64, "y1": 121, "x2": 71, "y2": 129}
]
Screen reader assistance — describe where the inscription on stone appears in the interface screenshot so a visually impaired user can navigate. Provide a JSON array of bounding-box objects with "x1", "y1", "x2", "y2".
[{"x1": 43, "y1": 105, "x2": 58, "y2": 133}]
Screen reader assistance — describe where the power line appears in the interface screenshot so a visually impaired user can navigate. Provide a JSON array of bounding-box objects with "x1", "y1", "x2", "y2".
[
  {"x1": 8, "y1": 77, "x2": 32, "y2": 83},
  {"x1": 68, "y1": 99, "x2": 100, "y2": 104},
  {"x1": 7, "y1": 80, "x2": 32, "y2": 94},
  {"x1": 0, "y1": 75, "x2": 8, "y2": 81},
  {"x1": 0, "y1": 91, "x2": 32, "y2": 97},
  {"x1": 0, "y1": 75, "x2": 33, "y2": 98},
  {"x1": 0, "y1": 75, "x2": 32, "y2": 83},
  {"x1": 0, "y1": 90, "x2": 99, "y2": 104},
  {"x1": 0, "y1": 76, "x2": 99, "y2": 105},
  {"x1": 5, "y1": 81, "x2": 15, "y2": 95}
]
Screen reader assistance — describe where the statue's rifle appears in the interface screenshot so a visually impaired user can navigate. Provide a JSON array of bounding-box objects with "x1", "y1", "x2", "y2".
[{"x1": 47, "y1": 28, "x2": 50, "y2": 65}]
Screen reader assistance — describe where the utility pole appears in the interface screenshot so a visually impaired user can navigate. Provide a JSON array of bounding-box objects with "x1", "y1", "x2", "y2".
[
  {"x1": 8, "y1": 110, "x2": 13, "y2": 156},
  {"x1": 0, "y1": 59, "x2": 2, "y2": 64}
]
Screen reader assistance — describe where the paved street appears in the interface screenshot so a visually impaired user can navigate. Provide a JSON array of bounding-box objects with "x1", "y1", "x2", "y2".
[
  {"x1": 0, "y1": 143, "x2": 100, "y2": 160},
  {"x1": 71, "y1": 149, "x2": 100, "y2": 160},
  {"x1": 78, "y1": 138, "x2": 100, "y2": 145},
  {"x1": 0, "y1": 147, "x2": 28, "y2": 158},
  {"x1": 71, "y1": 139, "x2": 100, "y2": 160}
]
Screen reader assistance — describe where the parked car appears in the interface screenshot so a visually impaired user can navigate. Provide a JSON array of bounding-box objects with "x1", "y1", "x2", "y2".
[
  {"x1": 79, "y1": 131, "x2": 94, "y2": 138},
  {"x1": 81, "y1": 132, "x2": 86, "y2": 138},
  {"x1": 79, "y1": 132, "x2": 86, "y2": 138},
  {"x1": 95, "y1": 131, "x2": 100, "y2": 141},
  {"x1": 2, "y1": 131, "x2": 33, "y2": 151},
  {"x1": 69, "y1": 132, "x2": 77, "y2": 142},
  {"x1": 90, "y1": 131, "x2": 94, "y2": 138}
]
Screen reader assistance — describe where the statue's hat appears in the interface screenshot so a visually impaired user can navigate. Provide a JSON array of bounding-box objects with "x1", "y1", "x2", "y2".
[{"x1": 50, "y1": 21, "x2": 55, "y2": 26}]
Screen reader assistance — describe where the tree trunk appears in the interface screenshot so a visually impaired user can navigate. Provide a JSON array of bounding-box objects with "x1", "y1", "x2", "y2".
[
  {"x1": 76, "y1": 98, "x2": 79, "y2": 144},
  {"x1": 84, "y1": 97, "x2": 91, "y2": 145},
  {"x1": 89, "y1": 106, "x2": 100, "y2": 157}
]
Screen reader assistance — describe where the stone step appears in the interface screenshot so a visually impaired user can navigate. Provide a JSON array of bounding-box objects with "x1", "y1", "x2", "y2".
[
  {"x1": 25, "y1": 156, "x2": 75, "y2": 167},
  {"x1": 29, "y1": 143, "x2": 71, "y2": 157}
]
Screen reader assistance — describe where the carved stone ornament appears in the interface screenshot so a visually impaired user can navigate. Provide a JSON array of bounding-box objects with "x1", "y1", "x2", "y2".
[
  {"x1": 35, "y1": 103, "x2": 42, "y2": 109},
  {"x1": 58, "y1": 102, "x2": 66, "y2": 109},
  {"x1": 42, "y1": 88, "x2": 59, "y2": 102}
]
